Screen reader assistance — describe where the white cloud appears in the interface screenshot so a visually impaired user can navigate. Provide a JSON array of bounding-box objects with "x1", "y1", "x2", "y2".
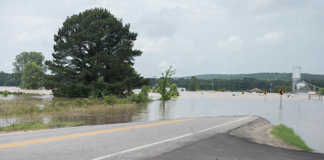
[
  {"x1": 217, "y1": 36, "x2": 243, "y2": 50},
  {"x1": 257, "y1": 32, "x2": 284, "y2": 42}
]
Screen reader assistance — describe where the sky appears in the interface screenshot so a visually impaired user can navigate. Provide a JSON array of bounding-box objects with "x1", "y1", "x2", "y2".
[{"x1": 0, "y1": 0, "x2": 323, "y2": 77}]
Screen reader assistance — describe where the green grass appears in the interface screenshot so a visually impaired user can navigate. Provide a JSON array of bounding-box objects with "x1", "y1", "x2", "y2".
[
  {"x1": 0, "y1": 91, "x2": 41, "y2": 96},
  {"x1": 271, "y1": 124, "x2": 313, "y2": 152},
  {"x1": 0, "y1": 121, "x2": 84, "y2": 132}
]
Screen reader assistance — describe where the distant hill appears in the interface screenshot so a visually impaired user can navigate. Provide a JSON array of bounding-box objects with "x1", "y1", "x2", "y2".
[
  {"x1": 303, "y1": 73, "x2": 324, "y2": 81},
  {"x1": 181, "y1": 73, "x2": 324, "y2": 81}
]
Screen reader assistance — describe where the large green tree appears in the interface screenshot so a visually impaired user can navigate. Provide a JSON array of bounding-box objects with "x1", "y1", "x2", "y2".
[
  {"x1": 13, "y1": 51, "x2": 45, "y2": 73},
  {"x1": 20, "y1": 62, "x2": 44, "y2": 89},
  {"x1": 45, "y1": 8, "x2": 146, "y2": 98}
]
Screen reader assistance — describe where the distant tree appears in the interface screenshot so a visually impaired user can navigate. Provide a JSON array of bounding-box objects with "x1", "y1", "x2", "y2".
[
  {"x1": 45, "y1": 8, "x2": 146, "y2": 98},
  {"x1": 5, "y1": 73, "x2": 21, "y2": 86},
  {"x1": 319, "y1": 88, "x2": 324, "y2": 95},
  {"x1": 157, "y1": 66, "x2": 176, "y2": 100},
  {"x1": 272, "y1": 85, "x2": 291, "y2": 93},
  {"x1": 0, "y1": 72, "x2": 11, "y2": 86},
  {"x1": 13, "y1": 51, "x2": 45, "y2": 73},
  {"x1": 0, "y1": 72, "x2": 20, "y2": 86},
  {"x1": 20, "y1": 62, "x2": 44, "y2": 89},
  {"x1": 188, "y1": 76, "x2": 200, "y2": 91}
]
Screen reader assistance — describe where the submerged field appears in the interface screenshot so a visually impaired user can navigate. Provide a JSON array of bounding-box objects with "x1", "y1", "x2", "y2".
[{"x1": 0, "y1": 96, "x2": 148, "y2": 131}]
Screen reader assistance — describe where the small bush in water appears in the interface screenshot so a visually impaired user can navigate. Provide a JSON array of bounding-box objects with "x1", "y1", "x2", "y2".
[{"x1": 1, "y1": 90, "x2": 10, "y2": 97}]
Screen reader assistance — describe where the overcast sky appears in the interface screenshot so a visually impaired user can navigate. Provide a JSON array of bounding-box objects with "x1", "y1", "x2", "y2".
[{"x1": 0, "y1": 0, "x2": 323, "y2": 77}]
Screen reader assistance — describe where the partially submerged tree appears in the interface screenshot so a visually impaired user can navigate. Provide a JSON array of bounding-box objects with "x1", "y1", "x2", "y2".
[
  {"x1": 20, "y1": 62, "x2": 44, "y2": 89},
  {"x1": 157, "y1": 66, "x2": 179, "y2": 100},
  {"x1": 45, "y1": 8, "x2": 146, "y2": 97}
]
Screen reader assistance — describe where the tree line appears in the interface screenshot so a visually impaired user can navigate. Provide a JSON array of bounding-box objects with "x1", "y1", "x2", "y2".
[
  {"x1": 0, "y1": 72, "x2": 20, "y2": 86},
  {"x1": 148, "y1": 77, "x2": 293, "y2": 93}
]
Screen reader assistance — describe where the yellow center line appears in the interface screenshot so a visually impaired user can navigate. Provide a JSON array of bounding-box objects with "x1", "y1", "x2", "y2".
[{"x1": 0, "y1": 118, "x2": 192, "y2": 149}]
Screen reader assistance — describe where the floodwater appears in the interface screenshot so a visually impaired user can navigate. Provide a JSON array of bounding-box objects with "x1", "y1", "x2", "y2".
[
  {"x1": 145, "y1": 92, "x2": 324, "y2": 153},
  {"x1": 1, "y1": 91, "x2": 324, "y2": 153}
]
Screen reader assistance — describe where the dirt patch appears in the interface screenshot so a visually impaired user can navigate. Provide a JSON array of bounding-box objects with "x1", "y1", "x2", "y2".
[{"x1": 230, "y1": 117, "x2": 301, "y2": 151}]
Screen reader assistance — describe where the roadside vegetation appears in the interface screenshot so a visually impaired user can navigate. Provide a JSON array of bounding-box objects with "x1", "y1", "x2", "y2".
[
  {"x1": 271, "y1": 124, "x2": 313, "y2": 152},
  {"x1": 0, "y1": 121, "x2": 84, "y2": 132}
]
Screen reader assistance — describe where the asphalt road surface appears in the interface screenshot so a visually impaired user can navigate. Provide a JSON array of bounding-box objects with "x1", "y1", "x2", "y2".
[
  {"x1": 0, "y1": 116, "x2": 323, "y2": 160},
  {"x1": 149, "y1": 134, "x2": 324, "y2": 160}
]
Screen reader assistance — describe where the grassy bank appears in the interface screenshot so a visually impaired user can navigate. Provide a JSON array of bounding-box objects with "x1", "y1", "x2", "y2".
[
  {"x1": 0, "y1": 121, "x2": 84, "y2": 132},
  {"x1": 271, "y1": 124, "x2": 313, "y2": 152}
]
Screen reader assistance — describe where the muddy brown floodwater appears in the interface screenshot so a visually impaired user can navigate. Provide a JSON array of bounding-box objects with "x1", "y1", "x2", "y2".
[{"x1": 1, "y1": 91, "x2": 324, "y2": 153}]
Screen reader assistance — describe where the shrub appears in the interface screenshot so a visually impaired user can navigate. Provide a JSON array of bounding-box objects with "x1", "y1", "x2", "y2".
[
  {"x1": 129, "y1": 86, "x2": 151, "y2": 103},
  {"x1": 103, "y1": 95, "x2": 118, "y2": 105},
  {"x1": 141, "y1": 86, "x2": 150, "y2": 97},
  {"x1": 1, "y1": 90, "x2": 10, "y2": 97}
]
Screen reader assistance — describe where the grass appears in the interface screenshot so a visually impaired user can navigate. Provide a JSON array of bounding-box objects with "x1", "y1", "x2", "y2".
[
  {"x1": 0, "y1": 121, "x2": 84, "y2": 132},
  {"x1": 271, "y1": 124, "x2": 313, "y2": 152},
  {"x1": 0, "y1": 90, "x2": 41, "y2": 96}
]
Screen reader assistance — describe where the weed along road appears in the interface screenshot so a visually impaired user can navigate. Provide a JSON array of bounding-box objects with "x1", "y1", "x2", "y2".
[{"x1": 0, "y1": 116, "x2": 323, "y2": 160}]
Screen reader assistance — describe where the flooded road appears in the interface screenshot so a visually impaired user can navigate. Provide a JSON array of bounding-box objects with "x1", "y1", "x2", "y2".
[
  {"x1": 1, "y1": 91, "x2": 324, "y2": 153},
  {"x1": 142, "y1": 92, "x2": 324, "y2": 153}
]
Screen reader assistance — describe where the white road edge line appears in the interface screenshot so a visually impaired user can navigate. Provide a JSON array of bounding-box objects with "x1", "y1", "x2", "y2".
[{"x1": 92, "y1": 116, "x2": 253, "y2": 160}]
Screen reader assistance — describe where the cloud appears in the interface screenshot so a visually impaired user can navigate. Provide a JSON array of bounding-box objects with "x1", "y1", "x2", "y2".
[
  {"x1": 257, "y1": 32, "x2": 284, "y2": 42},
  {"x1": 217, "y1": 36, "x2": 243, "y2": 50},
  {"x1": 1, "y1": 0, "x2": 324, "y2": 76}
]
